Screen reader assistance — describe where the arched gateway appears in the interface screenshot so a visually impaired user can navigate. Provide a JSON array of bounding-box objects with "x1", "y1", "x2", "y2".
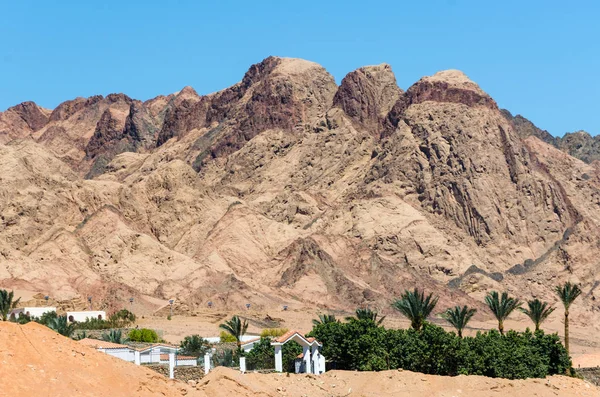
[{"x1": 270, "y1": 330, "x2": 325, "y2": 374}]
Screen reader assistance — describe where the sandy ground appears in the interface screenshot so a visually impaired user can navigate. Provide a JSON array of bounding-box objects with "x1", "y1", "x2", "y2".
[
  {"x1": 137, "y1": 307, "x2": 600, "y2": 367},
  {"x1": 192, "y1": 367, "x2": 600, "y2": 397},
  {"x1": 0, "y1": 322, "x2": 186, "y2": 397}
]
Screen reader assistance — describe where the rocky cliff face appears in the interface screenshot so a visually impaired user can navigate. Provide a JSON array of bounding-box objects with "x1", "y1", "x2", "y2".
[
  {"x1": 0, "y1": 57, "x2": 598, "y2": 321},
  {"x1": 503, "y1": 111, "x2": 600, "y2": 164}
]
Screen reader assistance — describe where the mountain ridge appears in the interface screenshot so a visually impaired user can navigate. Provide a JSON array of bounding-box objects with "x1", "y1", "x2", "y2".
[{"x1": 0, "y1": 56, "x2": 598, "y2": 324}]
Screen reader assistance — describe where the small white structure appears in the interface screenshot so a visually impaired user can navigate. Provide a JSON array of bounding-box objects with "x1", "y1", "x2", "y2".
[
  {"x1": 160, "y1": 354, "x2": 197, "y2": 367},
  {"x1": 240, "y1": 337, "x2": 261, "y2": 353},
  {"x1": 271, "y1": 330, "x2": 324, "y2": 374},
  {"x1": 204, "y1": 334, "x2": 259, "y2": 344},
  {"x1": 9, "y1": 307, "x2": 56, "y2": 319},
  {"x1": 136, "y1": 343, "x2": 180, "y2": 364},
  {"x1": 66, "y1": 311, "x2": 106, "y2": 322},
  {"x1": 78, "y1": 338, "x2": 135, "y2": 362}
]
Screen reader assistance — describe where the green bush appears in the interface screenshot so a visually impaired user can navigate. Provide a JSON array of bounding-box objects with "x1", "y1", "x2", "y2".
[
  {"x1": 245, "y1": 337, "x2": 303, "y2": 372},
  {"x1": 180, "y1": 335, "x2": 211, "y2": 356},
  {"x1": 75, "y1": 317, "x2": 112, "y2": 330},
  {"x1": 220, "y1": 330, "x2": 237, "y2": 343},
  {"x1": 308, "y1": 320, "x2": 570, "y2": 379},
  {"x1": 109, "y1": 309, "x2": 136, "y2": 327},
  {"x1": 128, "y1": 328, "x2": 159, "y2": 343}
]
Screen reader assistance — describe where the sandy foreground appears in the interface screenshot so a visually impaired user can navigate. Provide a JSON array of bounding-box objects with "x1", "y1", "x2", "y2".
[{"x1": 1, "y1": 322, "x2": 599, "y2": 397}]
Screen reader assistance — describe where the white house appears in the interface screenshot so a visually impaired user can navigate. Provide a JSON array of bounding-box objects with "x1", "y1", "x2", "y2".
[
  {"x1": 78, "y1": 338, "x2": 135, "y2": 362},
  {"x1": 136, "y1": 344, "x2": 179, "y2": 364},
  {"x1": 240, "y1": 337, "x2": 262, "y2": 353},
  {"x1": 9, "y1": 307, "x2": 56, "y2": 319},
  {"x1": 66, "y1": 311, "x2": 106, "y2": 322}
]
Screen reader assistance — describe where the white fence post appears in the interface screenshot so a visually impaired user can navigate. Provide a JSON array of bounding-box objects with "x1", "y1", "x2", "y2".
[
  {"x1": 274, "y1": 345, "x2": 283, "y2": 372},
  {"x1": 204, "y1": 353, "x2": 211, "y2": 375},
  {"x1": 134, "y1": 350, "x2": 141, "y2": 366},
  {"x1": 169, "y1": 353, "x2": 175, "y2": 379},
  {"x1": 239, "y1": 357, "x2": 246, "y2": 373}
]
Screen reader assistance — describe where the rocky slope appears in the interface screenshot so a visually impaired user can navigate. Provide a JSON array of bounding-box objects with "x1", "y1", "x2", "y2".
[
  {"x1": 503, "y1": 110, "x2": 600, "y2": 163},
  {"x1": 0, "y1": 56, "x2": 599, "y2": 321}
]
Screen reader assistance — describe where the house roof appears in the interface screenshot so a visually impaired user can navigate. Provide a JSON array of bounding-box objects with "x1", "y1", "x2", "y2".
[
  {"x1": 135, "y1": 343, "x2": 179, "y2": 352},
  {"x1": 160, "y1": 354, "x2": 197, "y2": 361},
  {"x1": 272, "y1": 330, "x2": 321, "y2": 346},
  {"x1": 240, "y1": 337, "x2": 261, "y2": 347},
  {"x1": 78, "y1": 338, "x2": 129, "y2": 349}
]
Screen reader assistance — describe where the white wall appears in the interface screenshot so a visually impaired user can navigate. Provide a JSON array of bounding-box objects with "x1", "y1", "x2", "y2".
[
  {"x1": 176, "y1": 358, "x2": 197, "y2": 367},
  {"x1": 204, "y1": 335, "x2": 259, "y2": 344},
  {"x1": 66, "y1": 311, "x2": 106, "y2": 322},
  {"x1": 10, "y1": 307, "x2": 56, "y2": 319},
  {"x1": 99, "y1": 348, "x2": 135, "y2": 362}
]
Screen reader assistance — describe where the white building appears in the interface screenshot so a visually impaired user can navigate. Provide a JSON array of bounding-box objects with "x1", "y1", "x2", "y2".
[
  {"x1": 9, "y1": 307, "x2": 56, "y2": 319},
  {"x1": 240, "y1": 337, "x2": 262, "y2": 353},
  {"x1": 136, "y1": 344, "x2": 180, "y2": 364},
  {"x1": 66, "y1": 311, "x2": 106, "y2": 322},
  {"x1": 78, "y1": 340, "x2": 198, "y2": 367},
  {"x1": 78, "y1": 338, "x2": 135, "y2": 362}
]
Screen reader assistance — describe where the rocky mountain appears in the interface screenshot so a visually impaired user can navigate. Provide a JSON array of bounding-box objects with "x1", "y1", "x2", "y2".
[
  {"x1": 503, "y1": 110, "x2": 600, "y2": 164},
  {"x1": 1, "y1": 56, "x2": 599, "y2": 319}
]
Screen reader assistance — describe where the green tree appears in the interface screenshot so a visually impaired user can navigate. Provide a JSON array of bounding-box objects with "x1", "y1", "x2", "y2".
[
  {"x1": 47, "y1": 315, "x2": 76, "y2": 337},
  {"x1": 392, "y1": 288, "x2": 438, "y2": 330},
  {"x1": 0, "y1": 289, "x2": 21, "y2": 321},
  {"x1": 555, "y1": 282, "x2": 582, "y2": 361},
  {"x1": 442, "y1": 306, "x2": 477, "y2": 338},
  {"x1": 519, "y1": 299, "x2": 555, "y2": 331},
  {"x1": 345, "y1": 308, "x2": 386, "y2": 325},
  {"x1": 102, "y1": 329, "x2": 124, "y2": 344},
  {"x1": 245, "y1": 337, "x2": 274, "y2": 370},
  {"x1": 219, "y1": 316, "x2": 248, "y2": 348},
  {"x1": 484, "y1": 291, "x2": 521, "y2": 335},
  {"x1": 180, "y1": 335, "x2": 211, "y2": 356},
  {"x1": 312, "y1": 314, "x2": 338, "y2": 326}
]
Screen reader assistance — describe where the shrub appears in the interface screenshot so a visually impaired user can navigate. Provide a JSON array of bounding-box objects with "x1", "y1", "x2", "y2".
[
  {"x1": 245, "y1": 338, "x2": 274, "y2": 370},
  {"x1": 244, "y1": 337, "x2": 302, "y2": 372},
  {"x1": 220, "y1": 330, "x2": 237, "y2": 343},
  {"x1": 108, "y1": 309, "x2": 136, "y2": 327},
  {"x1": 308, "y1": 320, "x2": 570, "y2": 379},
  {"x1": 75, "y1": 317, "x2": 112, "y2": 330},
  {"x1": 260, "y1": 328, "x2": 289, "y2": 338},
  {"x1": 128, "y1": 328, "x2": 159, "y2": 343},
  {"x1": 180, "y1": 335, "x2": 211, "y2": 356}
]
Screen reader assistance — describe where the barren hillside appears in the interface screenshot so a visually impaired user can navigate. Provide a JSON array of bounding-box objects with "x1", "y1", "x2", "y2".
[{"x1": 1, "y1": 56, "x2": 599, "y2": 323}]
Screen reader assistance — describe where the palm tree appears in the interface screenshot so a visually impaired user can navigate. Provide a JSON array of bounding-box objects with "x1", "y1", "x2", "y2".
[
  {"x1": 345, "y1": 308, "x2": 386, "y2": 325},
  {"x1": 0, "y1": 289, "x2": 21, "y2": 321},
  {"x1": 484, "y1": 291, "x2": 521, "y2": 335},
  {"x1": 392, "y1": 288, "x2": 439, "y2": 331},
  {"x1": 47, "y1": 315, "x2": 76, "y2": 337},
  {"x1": 442, "y1": 305, "x2": 477, "y2": 338},
  {"x1": 555, "y1": 282, "x2": 582, "y2": 360},
  {"x1": 102, "y1": 329, "x2": 124, "y2": 344},
  {"x1": 312, "y1": 313, "x2": 338, "y2": 326},
  {"x1": 519, "y1": 299, "x2": 555, "y2": 331},
  {"x1": 219, "y1": 315, "x2": 248, "y2": 348}
]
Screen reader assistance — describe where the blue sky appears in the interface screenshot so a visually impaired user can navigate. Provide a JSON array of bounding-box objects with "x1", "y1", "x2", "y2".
[{"x1": 1, "y1": 0, "x2": 598, "y2": 136}]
